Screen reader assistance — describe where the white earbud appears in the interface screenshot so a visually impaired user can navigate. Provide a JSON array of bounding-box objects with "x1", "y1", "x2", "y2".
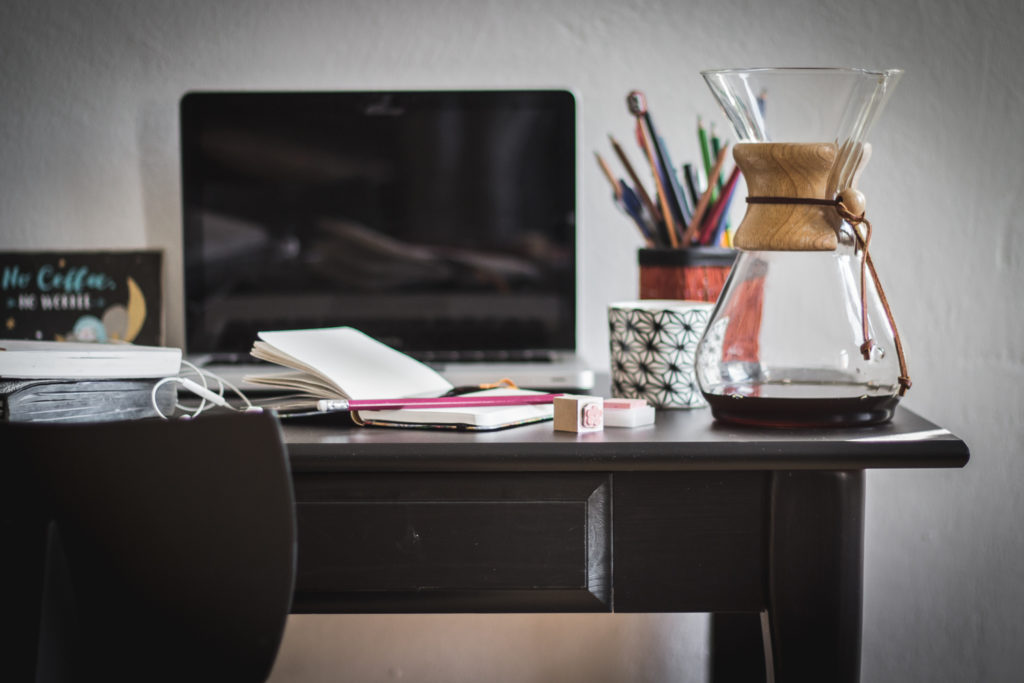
[
  {"x1": 179, "y1": 377, "x2": 231, "y2": 407},
  {"x1": 150, "y1": 360, "x2": 257, "y2": 419}
]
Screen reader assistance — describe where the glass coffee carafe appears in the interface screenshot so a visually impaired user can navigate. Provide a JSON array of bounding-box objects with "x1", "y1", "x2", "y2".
[{"x1": 695, "y1": 67, "x2": 910, "y2": 427}]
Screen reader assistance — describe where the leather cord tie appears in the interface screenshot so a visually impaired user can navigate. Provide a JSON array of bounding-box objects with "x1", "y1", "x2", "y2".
[{"x1": 746, "y1": 195, "x2": 911, "y2": 395}]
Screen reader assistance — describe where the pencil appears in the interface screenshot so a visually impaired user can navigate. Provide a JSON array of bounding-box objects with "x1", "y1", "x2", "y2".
[
  {"x1": 685, "y1": 143, "x2": 730, "y2": 245},
  {"x1": 656, "y1": 135, "x2": 693, "y2": 224},
  {"x1": 710, "y1": 127, "x2": 724, "y2": 196},
  {"x1": 683, "y1": 163, "x2": 702, "y2": 207},
  {"x1": 634, "y1": 117, "x2": 679, "y2": 247},
  {"x1": 627, "y1": 91, "x2": 689, "y2": 231},
  {"x1": 595, "y1": 152, "x2": 622, "y2": 201},
  {"x1": 619, "y1": 181, "x2": 656, "y2": 247},
  {"x1": 709, "y1": 180, "x2": 737, "y2": 246},
  {"x1": 609, "y1": 135, "x2": 662, "y2": 227},
  {"x1": 699, "y1": 166, "x2": 740, "y2": 245},
  {"x1": 698, "y1": 117, "x2": 713, "y2": 191}
]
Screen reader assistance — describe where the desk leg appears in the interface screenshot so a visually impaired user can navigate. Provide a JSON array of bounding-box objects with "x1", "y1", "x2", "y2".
[{"x1": 765, "y1": 470, "x2": 864, "y2": 683}]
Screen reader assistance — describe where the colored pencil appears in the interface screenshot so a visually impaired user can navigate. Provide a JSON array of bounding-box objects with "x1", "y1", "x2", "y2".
[
  {"x1": 657, "y1": 135, "x2": 693, "y2": 224},
  {"x1": 684, "y1": 143, "x2": 730, "y2": 244},
  {"x1": 683, "y1": 163, "x2": 702, "y2": 207},
  {"x1": 709, "y1": 183, "x2": 736, "y2": 246},
  {"x1": 627, "y1": 91, "x2": 690, "y2": 234},
  {"x1": 634, "y1": 116, "x2": 679, "y2": 247},
  {"x1": 710, "y1": 127, "x2": 725, "y2": 195},
  {"x1": 698, "y1": 117, "x2": 713, "y2": 191},
  {"x1": 619, "y1": 181, "x2": 656, "y2": 247},
  {"x1": 594, "y1": 152, "x2": 622, "y2": 200},
  {"x1": 699, "y1": 166, "x2": 740, "y2": 245},
  {"x1": 609, "y1": 135, "x2": 662, "y2": 227}
]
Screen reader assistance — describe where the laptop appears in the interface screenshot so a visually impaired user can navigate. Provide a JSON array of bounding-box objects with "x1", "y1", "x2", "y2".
[{"x1": 180, "y1": 90, "x2": 593, "y2": 392}]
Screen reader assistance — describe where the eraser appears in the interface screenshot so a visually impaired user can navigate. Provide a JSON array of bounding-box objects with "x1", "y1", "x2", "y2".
[
  {"x1": 604, "y1": 398, "x2": 649, "y2": 410},
  {"x1": 603, "y1": 398, "x2": 655, "y2": 428},
  {"x1": 553, "y1": 395, "x2": 604, "y2": 433}
]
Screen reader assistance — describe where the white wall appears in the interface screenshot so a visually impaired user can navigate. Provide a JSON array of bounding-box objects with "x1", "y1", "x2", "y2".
[{"x1": 2, "y1": 0, "x2": 1021, "y2": 680}]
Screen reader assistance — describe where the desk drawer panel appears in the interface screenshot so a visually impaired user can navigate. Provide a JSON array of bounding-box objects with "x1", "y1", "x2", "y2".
[
  {"x1": 292, "y1": 473, "x2": 610, "y2": 613},
  {"x1": 613, "y1": 471, "x2": 768, "y2": 613}
]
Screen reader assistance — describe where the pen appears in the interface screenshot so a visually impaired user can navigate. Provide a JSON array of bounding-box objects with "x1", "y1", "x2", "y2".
[{"x1": 317, "y1": 393, "x2": 564, "y2": 413}]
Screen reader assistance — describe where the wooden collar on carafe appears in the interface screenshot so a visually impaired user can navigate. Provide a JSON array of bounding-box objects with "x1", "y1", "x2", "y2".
[{"x1": 746, "y1": 190, "x2": 912, "y2": 396}]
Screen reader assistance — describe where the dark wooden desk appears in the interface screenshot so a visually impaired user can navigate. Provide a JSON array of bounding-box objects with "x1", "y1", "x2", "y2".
[{"x1": 283, "y1": 407, "x2": 968, "y2": 683}]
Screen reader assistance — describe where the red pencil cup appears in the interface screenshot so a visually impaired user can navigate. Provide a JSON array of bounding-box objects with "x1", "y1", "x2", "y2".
[{"x1": 638, "y1": 247, "x2": 737, "y2": 303}]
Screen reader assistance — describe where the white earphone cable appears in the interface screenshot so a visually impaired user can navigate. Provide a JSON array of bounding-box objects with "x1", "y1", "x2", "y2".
[{"x1": 151, "y1": 360, "x2": 258, "y2": 419}]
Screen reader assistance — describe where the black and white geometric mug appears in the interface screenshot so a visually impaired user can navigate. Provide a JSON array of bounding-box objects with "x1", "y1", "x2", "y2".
[{"x1": 608, "y1": 300, "x2": 715, "y2": 408}]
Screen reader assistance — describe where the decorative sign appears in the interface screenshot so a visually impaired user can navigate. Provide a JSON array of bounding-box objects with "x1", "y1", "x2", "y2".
[{"x1": 1, "y1": 251, "x2": 163, "y2": 345}]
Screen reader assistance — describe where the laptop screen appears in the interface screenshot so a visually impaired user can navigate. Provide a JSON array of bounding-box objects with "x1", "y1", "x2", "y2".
[{"x1": 180, "y1": 90, "x2": 577, "y2": 361}]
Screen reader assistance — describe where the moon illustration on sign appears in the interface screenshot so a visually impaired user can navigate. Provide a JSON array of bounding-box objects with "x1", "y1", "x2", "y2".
[
  {"x1": 100, "y1": 276, "x2": 147, "y2": 342},
  {"x1": 122, "y1": 276, "x2": 147, "y2": 341}
]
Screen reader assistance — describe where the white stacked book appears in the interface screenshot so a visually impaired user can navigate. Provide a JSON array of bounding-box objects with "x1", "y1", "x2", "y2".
[{"x1": 0, "y1": 340, "x2": 181, "y2": 422}]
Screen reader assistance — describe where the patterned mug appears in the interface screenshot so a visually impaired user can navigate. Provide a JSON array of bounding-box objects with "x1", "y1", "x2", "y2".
[{"x1": 608, "y1": 300, "x2": 715, "y2": 408}]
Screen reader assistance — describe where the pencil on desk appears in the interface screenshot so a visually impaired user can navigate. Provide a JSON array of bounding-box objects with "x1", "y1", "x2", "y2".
[{"x1": 318, "y1": 393, "x2": 564, "y2": 413}]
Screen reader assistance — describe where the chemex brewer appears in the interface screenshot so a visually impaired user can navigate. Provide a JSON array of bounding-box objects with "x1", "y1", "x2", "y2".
[{"x1": 695, "y1": 67, "x2": 911, "y2": 427}]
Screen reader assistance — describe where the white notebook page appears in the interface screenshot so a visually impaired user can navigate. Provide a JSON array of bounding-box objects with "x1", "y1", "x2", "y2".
[{"x1": 252, "y1": 326, "x2": 453, "y2": 400}]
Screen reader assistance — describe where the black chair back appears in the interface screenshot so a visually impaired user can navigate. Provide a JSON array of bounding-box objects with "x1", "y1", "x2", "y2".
[{"x1": 3, "y1": 412, "x2": 296, "y2": 682}]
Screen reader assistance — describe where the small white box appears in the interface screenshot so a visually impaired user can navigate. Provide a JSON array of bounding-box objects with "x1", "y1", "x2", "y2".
[{"x1": 603, "y1": 398, "x2": 656, "y2": 428}]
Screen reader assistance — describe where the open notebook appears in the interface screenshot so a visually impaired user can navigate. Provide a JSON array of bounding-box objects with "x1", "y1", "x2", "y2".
[{"x1": 247, "y1": 327, "x2": 554, "y2": 430}]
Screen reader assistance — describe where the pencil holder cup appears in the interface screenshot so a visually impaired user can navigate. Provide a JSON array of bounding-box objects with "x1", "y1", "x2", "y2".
[
  {"x1": 638, "y1": 247, "x2": 736, "y2": 303},
  {"x1": 608, "y1": 300, "x2": 715, "y2": 408}
]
